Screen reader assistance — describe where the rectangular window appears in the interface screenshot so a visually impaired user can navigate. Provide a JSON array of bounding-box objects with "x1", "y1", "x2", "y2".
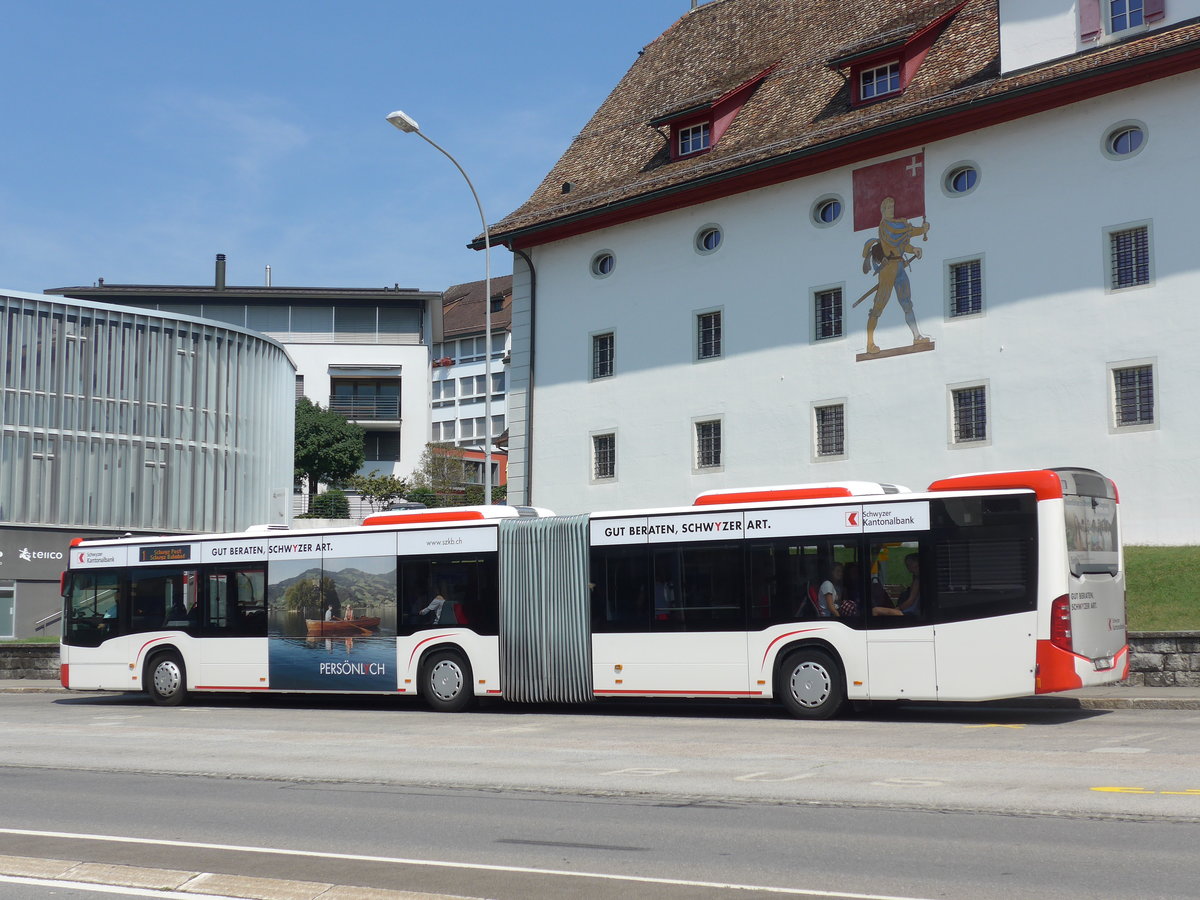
[
  {"x1": 363, "y1": 431, "x2": 401, "y2": 461},
  {"x1": 949, "y1": 259, "x2": 983, "y2": 317},
  {"x1": 459, "y1": 375, "x2": 487, "y2": 402},
  {"x1": 592, "y1": 332, "x2": 614, "y2": 379},
  {"x1": 695, "y1": 419, "x2": 722, "y2": 469},
  {"x1": 696, "y1": 311, "x2": 722, "y2": 360},
  {"x1": 678, "y1": 122, "x2": 710, "y2": 155},
  {"x1": 593, "y1": 433, "x2": 615, "y2": 480},
  {"x1": 860, "y1": 62, "x2": 900, "y2": 100},
  {"x1": 815, "y1": 404, "x2": 845, "y2": 457},
  {"x1": 432, "y1": 379, "x2": 455, "y2": 407},
  {"x1": 1113, "y1": 364, "x2": 1154, "y2": 426},
  {"x1": 814, "y1": 288, "x2": 843, "y2": 340},
  {"x1": 1109, "y1": 225, "x2": 1150, "y2": 289},
  {"x1": 952, "y1": 386, "x2": 988, "y2": 444},
  {"x1": 1110, "y1": 0, "x2": 1144, "y2": 32},
  {"x1": 491, "y1": 372, "x2": 505, "y2": 394},
  {"x1": 294, "y1": 375, "x2": 305, "y2": 401},
  {"x1": 433, "y1": 420, "x2": 455, "y2": 442}
]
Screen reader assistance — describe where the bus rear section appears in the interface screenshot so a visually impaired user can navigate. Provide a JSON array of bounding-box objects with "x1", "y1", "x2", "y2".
[{"x1": 1038, "y1": 469, "x2": 1127, "y2": 691}]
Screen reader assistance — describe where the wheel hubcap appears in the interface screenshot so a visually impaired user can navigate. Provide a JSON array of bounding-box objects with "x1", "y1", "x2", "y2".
[
  {"x1": 154, "y1": 660, "x2": 181, "y2": 697},
  {"x1": 430, "y1": 660, "x2": 463, "y2": 701},
  {"x1": 790, "y1": 661, "x2": 831, "y2": 708}
]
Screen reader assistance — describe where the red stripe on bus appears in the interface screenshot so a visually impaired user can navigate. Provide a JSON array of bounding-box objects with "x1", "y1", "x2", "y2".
[
  {"x1": 194, "y1": 685, "x2": 271, "y2": 691},
  {"x1": 695, "y1": 487, "x2": 854, "y2": 506},
  {"x1": 363, "y1": 510, "x2": 486, "y2": 526},
  {"x1": 407, "y1": 634, "x2": 459, "y2": 668},
  {"x1": 60, "y1": 663, "x2": 69, "y2": 688},
  {"x1": 927, "y1": 470, "x2": 1062, "y2": 502},
  {"x1": 761, "y1": 628, "x2": 825, "y2": 669}
]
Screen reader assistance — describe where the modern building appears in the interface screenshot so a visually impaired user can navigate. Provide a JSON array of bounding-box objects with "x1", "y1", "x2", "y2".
[
  {"x1": 0, "y1": 288, "x2": 295, "y2": 637},
  {"x1": 431, "y1": 276, "x2": 512, "y2": 487},
  {"x1": 50, "y1": 256, "x2": 444, "y2": 515},
  {"x1": 485, "y1": 0, "x2": 1200, "y2": 544}
]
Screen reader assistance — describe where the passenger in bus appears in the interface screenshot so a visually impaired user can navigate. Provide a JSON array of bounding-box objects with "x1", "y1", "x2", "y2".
[
  {"x1": 418, "y1": 588, "x2": 449, "y2": 624},
  {"x1": 873, "y1": 554, "x2": 920, "y2": 616},
  {"x1": 817, "y1": 564, "x2": 843, "y2": 617}
]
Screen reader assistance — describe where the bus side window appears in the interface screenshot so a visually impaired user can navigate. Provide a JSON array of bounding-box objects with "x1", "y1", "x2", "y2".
[
  {"x1": 590, "y1": 546, "x2": 649, "y2": 633},
  {"x1": 204, "y1": 566, "x2": 267, "y2": 636},
  {"x1": 64, "y1": 571, "x2": 122, "y2": 647}
]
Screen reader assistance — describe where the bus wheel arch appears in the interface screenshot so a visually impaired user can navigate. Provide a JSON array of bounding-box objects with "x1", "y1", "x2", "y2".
[
  {"x1": 144, "y1": 647, "x2": 188, "y2": 707},
  {"x1": 419, "y1": 645, "x2": 476, "y2": 713},
  {"x1": 775, "y1": 642, "x2": 847, "y2": 720}
]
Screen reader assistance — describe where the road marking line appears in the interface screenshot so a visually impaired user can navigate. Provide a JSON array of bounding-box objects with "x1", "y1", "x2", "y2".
[
  {"x1": 0, "y1": 873, "x2": 247, "y2": 899},
  {"x1": 0, "y1": 826, "x2": 943, "y2": 900}
]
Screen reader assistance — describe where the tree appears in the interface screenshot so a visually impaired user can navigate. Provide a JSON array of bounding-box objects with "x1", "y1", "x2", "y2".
[
  {"x1": 410, "y1": 443, "x2": 468, "y2": 506},
  {"x1": 294, "y1": 398, "x2": 366, "y2": 497},
  {"x1": 348, "y1": 470, "x2": 410, "y2": 512}
]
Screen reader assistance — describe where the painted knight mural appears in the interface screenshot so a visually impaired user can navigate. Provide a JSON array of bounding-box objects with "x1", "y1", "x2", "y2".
[{"x1": 852, "y1": 153, "x2": 934, "y2": 360}]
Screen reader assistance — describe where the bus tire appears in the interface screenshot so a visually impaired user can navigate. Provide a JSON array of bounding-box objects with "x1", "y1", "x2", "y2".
[
  {"x1": 778, "y1": 648, "x2": 846, "y2": 720},
  {"x1": 421, "y1": 649, "x2": 475, "y2": 713},
  {"x1": 145, "y1": 650, "x2": 188, "y2": 707}
]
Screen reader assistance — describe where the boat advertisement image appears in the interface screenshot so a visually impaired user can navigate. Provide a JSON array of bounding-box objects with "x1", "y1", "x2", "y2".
[{"x1": 267, "y1": 554, "x2": 398, "y2": 691}]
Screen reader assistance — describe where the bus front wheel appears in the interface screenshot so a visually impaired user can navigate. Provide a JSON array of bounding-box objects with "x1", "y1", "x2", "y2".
[
  {"x1": 779, "y1": 648, "x2": 846, "y2": 719},
  {"x1": 421, "y1": 650, "x2": 475, "y2": 713},
  {"x1": 145, "y1": 650, "x2": 188, "y2": 707}
]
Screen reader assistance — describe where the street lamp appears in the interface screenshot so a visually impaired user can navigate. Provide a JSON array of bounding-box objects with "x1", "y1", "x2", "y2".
[{"x1": 387, "y1": 109, "x2": 494, "y2": 505}]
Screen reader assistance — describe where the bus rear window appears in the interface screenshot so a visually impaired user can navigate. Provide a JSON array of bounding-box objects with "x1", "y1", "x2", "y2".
[{"x1": 1065, "y1": 494, "x2": 1119, "y2": 576}]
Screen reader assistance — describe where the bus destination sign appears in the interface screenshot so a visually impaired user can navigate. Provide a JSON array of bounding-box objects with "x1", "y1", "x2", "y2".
[{"x1": 138, "y1": 545, "x2": 192, "y2": 563}]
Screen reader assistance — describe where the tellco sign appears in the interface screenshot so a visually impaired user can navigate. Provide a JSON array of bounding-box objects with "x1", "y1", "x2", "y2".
[{"x1": 0, "y1": 533, "x2": 72, "y2": 580}]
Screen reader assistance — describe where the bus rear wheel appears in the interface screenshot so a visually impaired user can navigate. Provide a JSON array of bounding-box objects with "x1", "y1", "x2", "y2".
[
  {"x1": 779, "y1": 648, "x2": 846, "y2": 720},
  {"x1": 421, "y1": 649, "x2": 475, "y2": 713},
  {"x1": 145, "y1": 650, "x2": 188, "y2": 707}
]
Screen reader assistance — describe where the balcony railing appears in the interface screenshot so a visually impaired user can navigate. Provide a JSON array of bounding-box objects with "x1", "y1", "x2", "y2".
[{"x1": 328, "y1": 396, "x2": 400, "y2": 420}]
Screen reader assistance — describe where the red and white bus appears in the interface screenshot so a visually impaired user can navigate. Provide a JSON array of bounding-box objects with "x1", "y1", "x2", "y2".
[{"x1": 60, "y1": 467, "x2": 1126, "y2": 718}]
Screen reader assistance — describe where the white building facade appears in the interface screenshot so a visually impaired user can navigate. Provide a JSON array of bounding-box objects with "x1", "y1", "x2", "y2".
[{"x1": 490, "y1": 0, "x2": 1200, "y2": 544}]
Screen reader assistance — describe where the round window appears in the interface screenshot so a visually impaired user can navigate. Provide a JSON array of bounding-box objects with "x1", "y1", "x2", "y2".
[
  {"x1": 811, "y1": 195, "x2": 844, "y2": 227},
  {"x1": 590, "y1": 251, "x2": 615, "y2": 278},
  {"x1": 695, "y1": 225, "x2": 723, "y2": 254},
  {"x1": 1108, "y1": 126, "x2": 1144, "y2": 156},
  {"x1": 946, "y1": 166, "x2": 978, "y2": 194}
]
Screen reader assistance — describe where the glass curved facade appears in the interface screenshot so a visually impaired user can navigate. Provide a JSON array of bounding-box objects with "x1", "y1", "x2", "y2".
[{"x1": 1, "y1": 290, "x2": 295, "y2": 533}]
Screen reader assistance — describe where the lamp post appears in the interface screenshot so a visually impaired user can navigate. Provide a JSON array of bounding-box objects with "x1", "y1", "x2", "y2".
[{"x1": 387, "y1": 109, "x2": 494, "y2": 504}]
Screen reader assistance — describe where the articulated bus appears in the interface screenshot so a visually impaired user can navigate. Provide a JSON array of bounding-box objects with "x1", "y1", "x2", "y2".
[{"x1": 60, "y1": 467, "x2": 1126, "y2": 718}]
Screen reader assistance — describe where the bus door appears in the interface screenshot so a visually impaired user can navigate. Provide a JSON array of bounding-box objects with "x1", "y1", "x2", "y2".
[{"x1": 865, "y1": 539, "x2": 937, "y2": 700}]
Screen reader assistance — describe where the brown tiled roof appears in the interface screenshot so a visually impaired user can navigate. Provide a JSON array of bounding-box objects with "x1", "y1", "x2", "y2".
[
  {"x1": 486, "y1": 0, "x2": 1200, "y2": 246},
  {"x1": 441, "y1": 275, "x2": 513, "y2": 338}
]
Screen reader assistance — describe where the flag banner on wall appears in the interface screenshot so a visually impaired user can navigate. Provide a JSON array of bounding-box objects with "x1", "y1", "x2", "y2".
[{"x1": 852, "y1": 152, "x2": 925, "y2": 231}]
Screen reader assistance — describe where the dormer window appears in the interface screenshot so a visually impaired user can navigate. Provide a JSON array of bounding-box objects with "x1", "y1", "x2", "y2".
[
  {"x1": 859, "y1": 62, "x2": 901, "y2": 100},
  {"x1": 1110, "y1": 0, "x2": 1145, "y2": 32},
  {"x1": 831, "y1": 1, "x2": 967, "y2": 107},
  {"x1": 678, "y1": 122, "x2": 711, "y2": 156},
  {"x1": 1080, "y1": 0, "x2": 1164, "y2": 41},
  {"x1": 651, "y1": 64, "x2": 775, "y2": 163}
]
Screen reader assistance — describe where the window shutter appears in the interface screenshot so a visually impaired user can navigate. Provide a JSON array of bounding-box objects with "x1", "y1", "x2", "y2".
[
  {"x1": 1145, "y1": 0, "x2": 1166, "y2": 22},
  {"x1": 1079, "y1": 0, "x2": 1102, "y2": 40}
]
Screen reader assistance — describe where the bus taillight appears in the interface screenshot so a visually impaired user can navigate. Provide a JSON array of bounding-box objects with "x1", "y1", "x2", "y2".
[{"x1": 1050, "y1": 594, "x2": 1073, "y2": 653}]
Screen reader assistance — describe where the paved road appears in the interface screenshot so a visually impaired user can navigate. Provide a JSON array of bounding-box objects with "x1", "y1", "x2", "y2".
[{"x1": 0, "y1": 692, "x2": 1197, "y2": 898}]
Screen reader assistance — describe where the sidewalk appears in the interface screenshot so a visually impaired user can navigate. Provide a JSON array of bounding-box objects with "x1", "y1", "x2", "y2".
[{"x1": 4, "y1": 679, "x2": 1200, "y2": 709}]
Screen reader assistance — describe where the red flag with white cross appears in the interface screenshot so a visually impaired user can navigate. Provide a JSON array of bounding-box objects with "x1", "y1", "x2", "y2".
[{"x1": 852, "y1": 152, "x2": 925, "y2": 231}]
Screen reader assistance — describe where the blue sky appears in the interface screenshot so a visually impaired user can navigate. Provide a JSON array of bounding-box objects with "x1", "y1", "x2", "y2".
[{"x1": 2, "y1": 2, "x2": 685, "y2": 295}]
